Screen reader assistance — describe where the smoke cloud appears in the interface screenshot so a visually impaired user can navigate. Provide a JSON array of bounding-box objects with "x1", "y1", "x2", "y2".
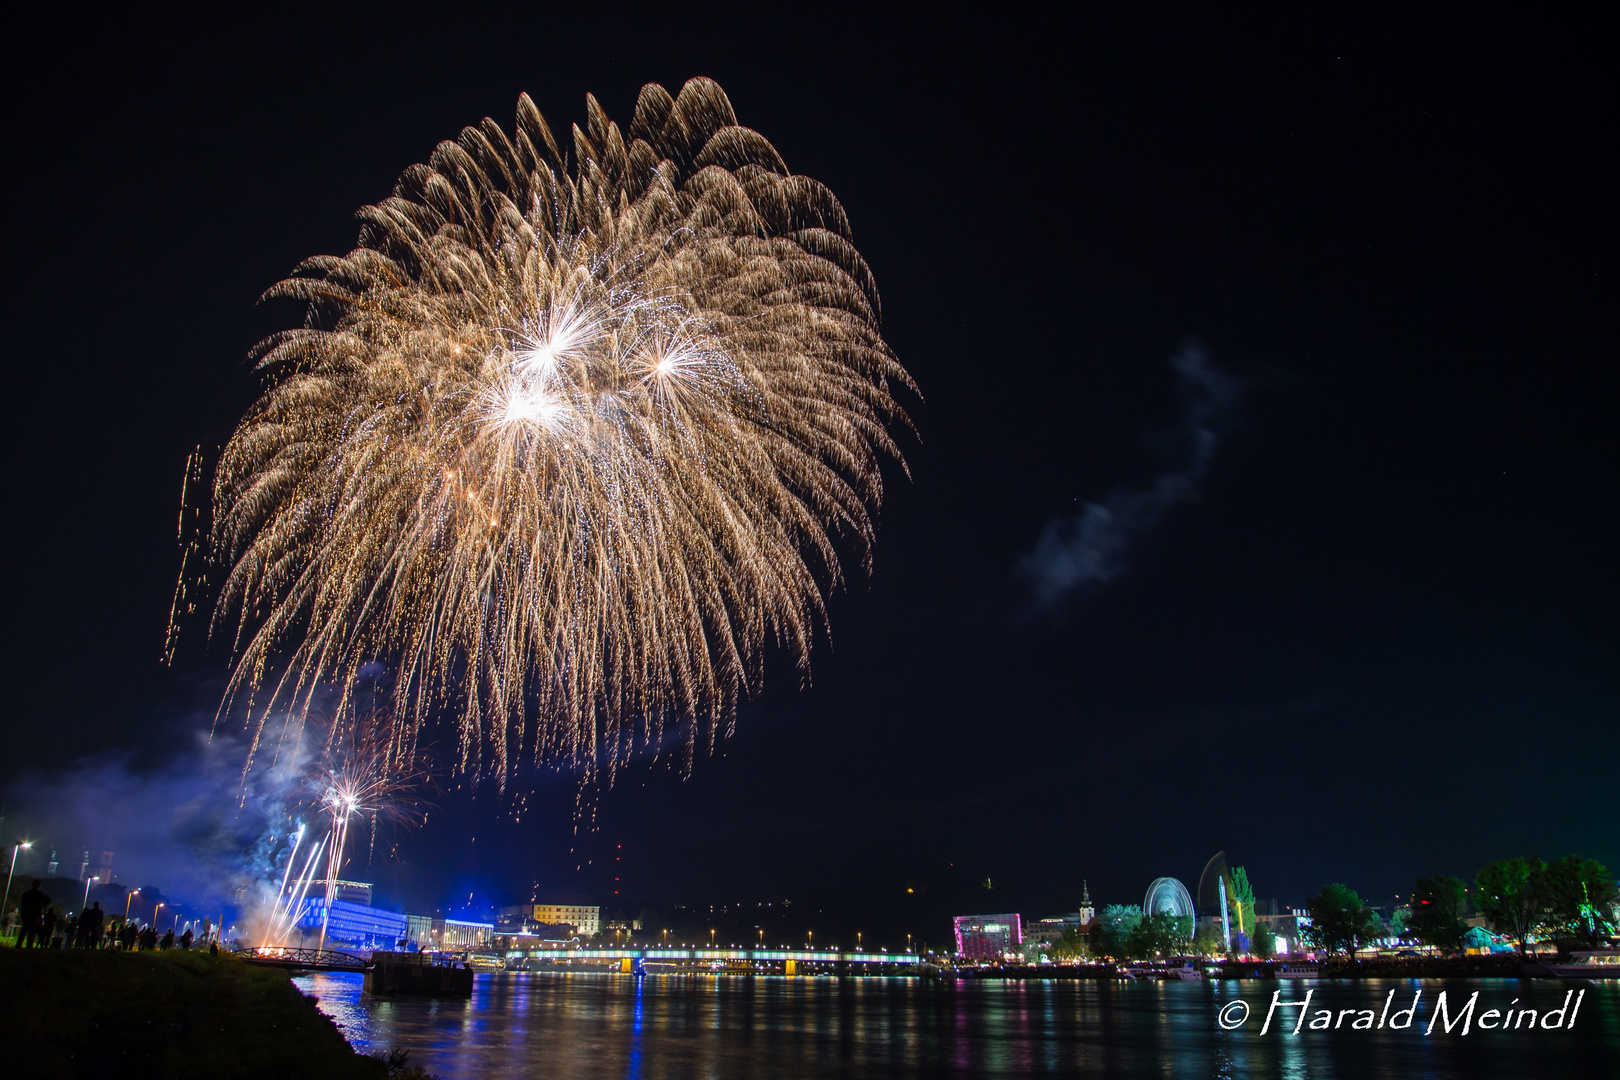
[
  {"x1": 1022, "y1": 342, "x2": 1240, "y2": 606},
  {"x1": 2, "y1": 729, "x2": 308, "y2": 915}
]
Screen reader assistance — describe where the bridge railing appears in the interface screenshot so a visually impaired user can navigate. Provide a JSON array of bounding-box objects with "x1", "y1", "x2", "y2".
[{"x1": 233, "y1": 946, "x2": 369, "y2": 970}]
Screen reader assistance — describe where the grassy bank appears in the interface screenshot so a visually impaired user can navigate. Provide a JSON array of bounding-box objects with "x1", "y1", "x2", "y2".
[{"x1": 0, "y1": 948, "x2": 417, "y2": 1079}]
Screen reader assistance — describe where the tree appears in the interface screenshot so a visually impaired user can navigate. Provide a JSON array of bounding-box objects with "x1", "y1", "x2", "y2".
[
  {"x1": 1250, "y1": 921, "x2": 1276, "y2": 958},
  {"x1": 1475, "y1": 857, "x2": 1547, "y2": 954},
  {"x1": 1129, "y1": 912, "x2": 1193, "y2": 958},
  {"x1": 1049, "y1": 928, "x2": 1090, "y2": 961},
  {"x1": 1228, "y1": 867, "x2": 1256, "y2": 936},
  {"x1": 1542, "y1": 856, "x2": 1619, "y2": 950},
  {"x1": 1095, "y1": 905, "x2": 1142, "y2": 959},
  {"x1": 1407, "y1": 876, "x2": 1469, "y2": 952},
  {"x1": 1304, "y1": 884, "x2": 1383, "y2": 960},
  {"x1": 1192, "y1": 925, "x2": 1224, "y2": 956}
]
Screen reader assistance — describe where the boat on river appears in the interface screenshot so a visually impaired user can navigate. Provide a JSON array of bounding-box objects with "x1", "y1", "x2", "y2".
[
  {"x1": 466, "y1": 953, "x2": 508, "y2": 973},
  {"x1": 1546, "y1": 950, "x2": 1620, "y2": 979},
  {"x1": 1122, "y1": 962, "x2": 1203, "y2": 981},
  {"x1": 1277, "y1": 964, "x2": 1320, "y2": 979},
  {"x1": 365, "y1": 951, "x2": 474, "y2": 997}
]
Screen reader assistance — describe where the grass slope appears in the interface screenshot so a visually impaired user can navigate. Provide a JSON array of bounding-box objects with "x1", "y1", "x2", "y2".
[{"x1": 0, "y1": 948, "x2": 391, "y2": 1079}]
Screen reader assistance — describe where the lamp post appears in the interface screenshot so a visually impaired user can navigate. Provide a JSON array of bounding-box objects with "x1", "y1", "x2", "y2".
[
  {"x1": 5, "y1": 841, "x2": 31, "y2": 916},
  {"x1": 83, "y1": 876, "x2": 100, "y2": 910},
  {"x1": 124, "y1": 888, "x2": 141, "y2": 921},
  {"x1": 153, "y1": 901, "x2": 165, "y2": 930}
]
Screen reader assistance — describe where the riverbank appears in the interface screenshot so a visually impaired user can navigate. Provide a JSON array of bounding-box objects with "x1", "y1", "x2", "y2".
[
  {"x1": 0, "y1": 948, "x2": 427, "y2": 1079},
  {"x1": 958, "y1": 954, "x2": 1531, "y2": 979}
]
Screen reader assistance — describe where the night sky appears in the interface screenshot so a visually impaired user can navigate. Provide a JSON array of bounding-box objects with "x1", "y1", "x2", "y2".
[{"x1": 3, "y1": 8, "x2": 1614, "y2": 942}]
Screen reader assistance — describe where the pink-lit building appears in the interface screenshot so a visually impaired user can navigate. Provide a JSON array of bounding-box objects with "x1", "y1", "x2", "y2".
[{"x1": 953, "y1": 913, "x2": 1023, "y2": 959}]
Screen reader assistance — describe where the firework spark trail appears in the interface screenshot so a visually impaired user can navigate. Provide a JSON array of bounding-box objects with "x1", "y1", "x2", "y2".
[
  {"x1": 252, "y1": 706, "x2": 426, "y2": 950},
  {"x1": 265, "y1": 833, "x2": 326, "y2": 948},
  {"x1": 271, "y1": 822, "x2": 305, "y2": 925},
  {"x1": 201, "y1": 78, "x2": 916, "y2": 789},
  {"x1": 316, "y1": 801, "x2": 353, "y2": 954}
]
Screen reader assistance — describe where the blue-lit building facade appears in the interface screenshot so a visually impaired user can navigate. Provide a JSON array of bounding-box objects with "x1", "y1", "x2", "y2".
[{"x1": 295, "y1": 897, "x2": 409, "y2": 950}]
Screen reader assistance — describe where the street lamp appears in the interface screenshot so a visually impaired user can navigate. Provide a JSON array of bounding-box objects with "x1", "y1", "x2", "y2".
[
  {"x1": 5, "y1": 841, "x2": 32, "y2": 914},
  {"x1": 125, "y1": 888, "x2": 142, "y2": 921},
  {"x1": 153, "y1": 901, "x2": 165, "y2": 930},
  {"x1": 83, "y1": 876, "x2": 100, "y2": 910}
]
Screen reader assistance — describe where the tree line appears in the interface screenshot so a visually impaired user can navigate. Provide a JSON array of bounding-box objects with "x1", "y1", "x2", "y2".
[{"x1": 1304, "y1": 854, "x2": 1617, "y2": 959}]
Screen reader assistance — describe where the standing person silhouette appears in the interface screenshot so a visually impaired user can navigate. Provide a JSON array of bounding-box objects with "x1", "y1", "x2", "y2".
[
  {"x1": 17, "y1": 881, "x2": 49, "y2": 948},
  {"x1": 80, "y1": 902, "x2": 104, "y2": 949}
]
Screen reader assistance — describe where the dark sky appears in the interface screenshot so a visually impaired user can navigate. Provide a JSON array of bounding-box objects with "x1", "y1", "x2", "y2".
[{"x1": 3, "y1": 8, "x2": 1614, "y2": 941}]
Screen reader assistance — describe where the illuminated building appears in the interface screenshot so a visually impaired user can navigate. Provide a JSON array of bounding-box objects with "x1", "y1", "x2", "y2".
[
  {"x1": 405, "y1": 916, "x2": 494, "y2": 951},
  {"x1": 437, "y1": 918, "x2": 493, "y2": 949},
  {"x1": 299, "y1": 879, "x2": 374, "y2": 905},
  {"x1": 500, "y1": 902, "x2": 600, "y2": 937},
  {"x1": 1025, "y1": 884, "x2": 1098, "y2": 948},
  {"x1": 295, "y1": 897, "x2": 407, "y2": 950},
  {"x1": 953, "y1": 914, "x2": 1023, "y2": 959}
]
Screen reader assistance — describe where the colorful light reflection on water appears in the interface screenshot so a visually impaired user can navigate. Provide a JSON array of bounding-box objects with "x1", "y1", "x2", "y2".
[{"x1": 293, "y1": 971, "x2": 1620, "y2": 1079}]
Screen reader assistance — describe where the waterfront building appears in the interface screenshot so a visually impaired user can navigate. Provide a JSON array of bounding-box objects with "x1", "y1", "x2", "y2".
[
  {"x1": 953, "y1": 914, "x2": 1023, "y2": 959},
  {"x1": 1023, "y1": 919, "x2": 1062, "y2": 947},
  {"x1": 405, "y1": 915, "x2": 496, "y2": 951},
  {"x1": 299, "y1": 879, "x2": 374, "y2": 905},
  {"x1": 438, "y1": 918, "x2": 494, "y2": 949},
  {"x1": 501, "y1": 901, "x2": 600, "y2": 937},
  {"x1": 295, "y1": 897, "x2": 407, "y2": 950},
  {"x1": 1024, "y1": 884, "x2": 1098, "y2": 948}
]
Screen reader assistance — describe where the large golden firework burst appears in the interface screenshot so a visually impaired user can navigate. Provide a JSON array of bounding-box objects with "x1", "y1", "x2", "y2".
[{"x1": 207, "y1": 78, "x2": 915, "y2": 787}]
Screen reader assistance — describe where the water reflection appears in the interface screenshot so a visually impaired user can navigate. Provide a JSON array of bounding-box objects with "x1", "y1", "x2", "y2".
[{"x1": 292, "y1": 973, "x2": 1619, "y2": 1080}]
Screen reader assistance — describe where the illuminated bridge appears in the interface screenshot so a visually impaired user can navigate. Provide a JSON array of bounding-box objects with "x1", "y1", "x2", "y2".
[{"x1": 504, "y1": 948, "x2": 925, "y2": 974}]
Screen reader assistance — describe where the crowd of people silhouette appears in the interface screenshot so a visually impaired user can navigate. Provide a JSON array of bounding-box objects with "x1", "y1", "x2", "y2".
[{"x1": 8, "y1": 879, "x2": 219, "y2": 953}]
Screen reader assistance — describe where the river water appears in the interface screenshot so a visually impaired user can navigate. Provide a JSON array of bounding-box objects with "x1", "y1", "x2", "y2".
[{"x1": 293, "y1": 971, "x2": 1619, "y2": 1078}]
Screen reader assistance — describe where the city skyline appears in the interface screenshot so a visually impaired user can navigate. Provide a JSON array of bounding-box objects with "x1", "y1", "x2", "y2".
[{"x1": 2, "y1": 8, "x2": 1615, "y2": 927}]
